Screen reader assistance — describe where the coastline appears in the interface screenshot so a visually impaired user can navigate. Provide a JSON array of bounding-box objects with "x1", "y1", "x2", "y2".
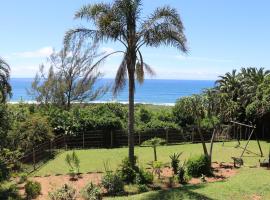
[{"x1": 7, "y1": 100, "x2": 175, "y2": 106}]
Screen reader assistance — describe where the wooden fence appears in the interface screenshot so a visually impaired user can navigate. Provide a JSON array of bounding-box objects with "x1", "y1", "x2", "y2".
[{"x1": 19, "y1": 128, "x2": 213, "y2": 173}]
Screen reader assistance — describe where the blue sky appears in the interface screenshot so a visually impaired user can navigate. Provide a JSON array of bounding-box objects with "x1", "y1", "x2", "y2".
[{"x1": 1, "y1": 0, "x2": 270, "y2": 80}]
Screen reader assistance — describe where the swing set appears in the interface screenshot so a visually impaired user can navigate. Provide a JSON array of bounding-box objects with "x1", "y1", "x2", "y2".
[{"x1": 222, "y1": 121, "x2": 263, "y2": 158}]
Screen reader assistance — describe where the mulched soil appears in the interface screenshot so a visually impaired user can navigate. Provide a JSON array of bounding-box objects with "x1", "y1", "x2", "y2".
[{"x1": 18, "y1": 162, "x2": 237, "y2": 200}]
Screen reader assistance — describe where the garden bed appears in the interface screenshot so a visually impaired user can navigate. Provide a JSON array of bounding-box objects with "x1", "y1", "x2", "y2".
[{"x1": 18, "y1": 162, "x2": 237, "y2": 199}]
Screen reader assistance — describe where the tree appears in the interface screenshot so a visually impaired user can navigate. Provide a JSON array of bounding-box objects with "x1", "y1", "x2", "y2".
[
  {"x1": 29, "y1": 36, "x2": 107, "y2": 109},
  {"x1": 0, "y1": 57, "x2": 12, "y2": 103},
  {"x1": 65, "y1": 0, "x2": 188, "y2": 166},
  {"x1": 142, "y1": 137, "x2": 166, "y2": 161}
]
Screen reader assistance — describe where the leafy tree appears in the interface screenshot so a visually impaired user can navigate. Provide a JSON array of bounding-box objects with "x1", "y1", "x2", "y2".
[
  {"x1": 0, "y1": 57, "x2": 12, "y2": 103},
  {"x1": 12, "y1": 114, "x2": 54, "y2": 150},
  {"x1": 65, "y1": 0, "x2": 188, "y2": 166},
  {"x1": 0, "y1": 104, "x2": 11, "y2": 149},
  {"x1": 173, "y1": 97, "x2": 196, "y2": 127},
  {"x1": 29, "y1": 36, "x2": 107, "y2": 110}
]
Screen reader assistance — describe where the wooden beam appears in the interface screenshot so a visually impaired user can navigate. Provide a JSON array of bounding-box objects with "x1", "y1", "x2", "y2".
[{"x1": 230, "y1": 121, "x2": 255, "y2": 128}]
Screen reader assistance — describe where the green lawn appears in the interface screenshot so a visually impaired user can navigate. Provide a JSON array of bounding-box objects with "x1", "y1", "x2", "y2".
[
  {"x1": 34, "y1": 140, "x2": 269, "y2": 176},
  {"x1": 107, "y1": 167, "x2": 270, "y2": 200}
]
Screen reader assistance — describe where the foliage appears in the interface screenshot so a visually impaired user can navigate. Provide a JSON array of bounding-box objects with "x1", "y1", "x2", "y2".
[
  {"x1": 0, "y1": 57, "x2": 12, "y2": 103},
  {"x1": 118, "y1": 157, "x2": 138, "y2": 184},
  {"x1": 49, "y1": 184, "x2": 76, "y2": 200},
  {"x1": 101, "y1": 171, "x2": 124, "y2": 196},
  {"x1": 25, "y1": 181, "x2": 41, "y2": 199},
  {"x1": 169, "y1": 152, "x2": 182, "y2": 175},
  {"x1": 178, "y1": 163, "x2": 187, "y2": 184},
  {"x1": 0, "y1": 104, "x2": 11, "y2": 148},
  {"x1": 81, "y1": 182, "x2": 102, "y2": 200},
  {"x1": 65, "y1": 151, "x2": 80, "y2": 177},
  {"x1": 11, "y1": 114, "x2": 53, "y2": 150},
  {"x1": 138, "y1": 107, "x2": 152, "y2": 123},
  {"x1": 118, "y1": 157, "x2": 153, "y2": 185},
  {"x1": 173, "y1": 97, "x2": 196, "y2": 127},
  {"x1": 29, "y1": 36, "x2": 107, "y2": 109},
  {"x1": 0, "y1": 184, "x2": 22, "y2": 200},
  {"x1": 148, "y1": 161, "x2": 165, "y2": 179},
  {"x1": 18, "y1": 173, "x2": 28, "y2": 184},
  {"x1": 186, "y1": 155, "x2": 212, "y2": 178},
  {"x1": 0, "y1": 159, "x2": 10, "y2": 183},
  {"x1": 135, "y1": 169, "x2": 154, "y2": 185}
]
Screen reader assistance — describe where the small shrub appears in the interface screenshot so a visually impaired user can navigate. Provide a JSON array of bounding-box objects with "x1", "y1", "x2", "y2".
[
  {"x1": 186, "y1": 155, "x2": 212, "y2": 177},
  {"x1": 118, "y1": 157, "x2": 137, "y2": 184},
  {"x1": 135, "y1": 169, "x2": 153, "y2": 185},
  {"x1": 81, "y1": 182, "x2": 102, "y2": 200},
  {"x1": 167, "y1": 175, "x2": 178, "y2": 188},
  {"x1": 49, "y1": 184, "x2": 76, "y2": 200},
  {"x1": 178, "y1": 165, "x2": 186, "y2": 184},
  {"x1": 149, "y1": 161, "x2": 164, "y2": 179},
  {"x1": 25, "y1": 181, "x2": 41, "y2": 199},
  {"x1": 18, "y1": 173, "x2": 28, "y2": 184},
  {"x1": 0, "y1": 159, "x2": 10, "y2": 182},
  {"x1": 101, "y1": 172, "x2": 124, "y2": 196},
  {"x1": 65, "y1": 151, "x2": 80, "y2": 179},
  {"x1": 137, "y1": 184, "x2": 149, "y2": 193},
  {"x1": 169, "y1": 152, "x2": 182, "y2": 175}
]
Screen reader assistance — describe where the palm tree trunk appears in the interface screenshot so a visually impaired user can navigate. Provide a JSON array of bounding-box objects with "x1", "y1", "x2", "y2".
[
  {"x1": 154, "y1": 146, "x2": 157, "y2": 161},
  {"x1": 197, "y1": 123, "x2": 208, "y2": 156},
  {"x1": 128, "y1": 70, "x2": 135, "y2": 166},
  {"x1": 209, "y1": 128, "x2": 216, "y2": 163}
]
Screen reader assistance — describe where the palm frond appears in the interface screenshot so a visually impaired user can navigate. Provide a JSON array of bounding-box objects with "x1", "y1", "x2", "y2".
[{"x1": 113, "y1": 56, "x2": 127, "y2": 96}]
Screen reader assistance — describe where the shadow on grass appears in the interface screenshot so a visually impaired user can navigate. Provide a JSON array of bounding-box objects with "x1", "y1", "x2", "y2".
[{"x1": 140, "y1": 184, "x2": 213, "y2": 200}]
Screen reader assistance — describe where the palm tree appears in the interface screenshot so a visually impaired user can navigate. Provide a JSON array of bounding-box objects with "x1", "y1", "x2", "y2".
[
  {"x1": 216, "y1": 69, "x2": 240, "y2": 101},
  {"x1": 0, "y1": 57, "x2": 11, "y2": 103},
  {"x1": 65, "y1": 0, "x2": 187, "y2": 165}
]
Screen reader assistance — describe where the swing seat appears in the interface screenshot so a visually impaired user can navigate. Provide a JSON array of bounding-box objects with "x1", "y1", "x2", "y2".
[{"x1": 231, "y1": 157, "x2": 243, "y2": 168}]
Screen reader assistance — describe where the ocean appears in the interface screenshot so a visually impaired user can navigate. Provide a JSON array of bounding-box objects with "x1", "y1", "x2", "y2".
[{"x1": 9, "y1": 78, "x2": 215, "y2": 105}]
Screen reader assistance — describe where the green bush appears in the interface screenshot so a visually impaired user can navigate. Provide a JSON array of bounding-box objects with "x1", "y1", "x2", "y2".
[
  {"x1": 0, "y1": 159, "x2": 10, "y2": 182},
  {"x1": 49, "y1": 184, "x2": 76, "y2": 200},
  {"x1": 18, "y1": 173, "x2": 28, "y2": 184},
  {"x1": 186, "y1": 155, "x2": 212, "y2": 177},
  {"x1": 169, "y1": 152, "x2": 182, "y2": 175},
  {"x1": 101, "y1": 172, "x2": 124, "y2": 196},
  {"x1": 81, "y1": 182, "x2": 102, "y2": 200},
  {"x1": 0, "y1": 184, "x2": 22, "y2": 200},
  {"x1": 135, "y1": 169, "x2": 153, "y2": 185},
  {"x1": 138, "y1": 184, "x2": 149, "y2": 193},
  {"x1": 25, "y1": 181, "x2": 41, "y2": 199},
  {"x1": 118, "y1": 157, "x2": 138, "y2": 184},
  {"x1": 65, "y1": 151, "x2": 80, "y2": 179},
  {"x1": 178, "y1": 165, "x2": 186, "y2": 184}
]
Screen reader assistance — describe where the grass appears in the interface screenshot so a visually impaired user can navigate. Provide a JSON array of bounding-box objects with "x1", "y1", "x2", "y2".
[
  {"x1": 107, "y1": 167, "x2": 270, "y2": 200},
  {"x1": 34, "y1": 140, "x2": 269, "y2": 176}
]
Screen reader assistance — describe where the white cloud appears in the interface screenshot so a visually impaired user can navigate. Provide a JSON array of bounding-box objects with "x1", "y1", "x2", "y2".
[{"x1": 12, "y1": 47, "x2": 53, "y2": 58}]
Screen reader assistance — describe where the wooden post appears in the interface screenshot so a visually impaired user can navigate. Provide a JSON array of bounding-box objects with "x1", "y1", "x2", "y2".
[
  {"x1": 83, "y1": 132, "x2": 85, "y2": 149},
  {"x1": 110, "y1": 130, "x2": 113, "y2": 148},
  {"x1": 33, "y1": 148, "x2": 36, "y2": 170},
  {"x1": 138, "y1": 132, "x2": 141, "y2": 145},
  {"x1": 166, "y1": 129, "x2": 169, "y2": 145},
  {"x1": 50, "y1": 139, "x2": 53, "y2": 155},
  {"x1": 64, "y1": 135, "x2": 67, "y2": 150},
  {"x1": 240, "y1": 129, "x2": 254, "y2": 157}
]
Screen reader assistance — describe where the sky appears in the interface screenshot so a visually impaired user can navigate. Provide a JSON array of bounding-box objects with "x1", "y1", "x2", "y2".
[{"x1": 1, "y1": 0, "x2": 270, "y2": 80}]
